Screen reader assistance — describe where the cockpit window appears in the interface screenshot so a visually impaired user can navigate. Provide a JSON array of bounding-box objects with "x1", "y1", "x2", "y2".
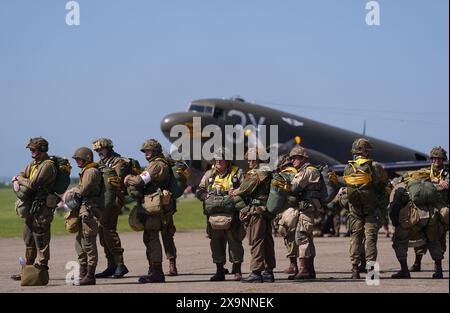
[
  {"x1": 188, "y1": 104, "x2": 214, "y2": 115},
  {"x1": 189, "y1": 104, "x2": 206, "y2": 113}
]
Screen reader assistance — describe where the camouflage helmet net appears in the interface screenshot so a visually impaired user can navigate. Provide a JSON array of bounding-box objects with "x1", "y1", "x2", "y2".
[
  {"x1": 92, "y1": 138, "x2": 113, "y2": 150},
  {"x1": 351, "y1": 138, "x2": 373, "y2": 155},
  {"x1": 140, "y1": 139, "x2": 162, "y2": 155},
  {"x1": 430, "y1": 146, "x2": 448, "y2": 160},
  {"x1": 289, "y1": 145, "x2": 309, "y2": 159}
]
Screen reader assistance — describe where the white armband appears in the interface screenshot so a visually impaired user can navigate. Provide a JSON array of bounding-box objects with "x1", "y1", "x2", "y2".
[{"x1": 140, "y1": 171, "x2": 152, "y2": 185}]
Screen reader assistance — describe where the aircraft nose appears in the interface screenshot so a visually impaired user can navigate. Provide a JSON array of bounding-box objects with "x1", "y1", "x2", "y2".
[{"x1": 160, "y1": 112, "x2": 201, "y2": 139}]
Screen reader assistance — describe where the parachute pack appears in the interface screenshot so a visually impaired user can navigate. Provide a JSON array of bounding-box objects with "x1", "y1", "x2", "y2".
[
  {"x1": 156, "y1": 158, "x2": 190, "y2": 199},
  {"x1": 407, "y1": 179, "x2": 442, "y2": 206},
  {"x1": 317, "y1": 164, "x2": 339, "y2": 206},
  {"x1": 343, "y1": 158, "x2": 378, "y2": 207},
  {"x1": 48, "y1": 156, "x2": 72, "y2": 195}
]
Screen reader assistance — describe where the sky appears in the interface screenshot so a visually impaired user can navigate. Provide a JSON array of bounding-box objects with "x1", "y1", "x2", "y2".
[{"x1": 0, "y1": 0, "x2": 448, "y2": 176}]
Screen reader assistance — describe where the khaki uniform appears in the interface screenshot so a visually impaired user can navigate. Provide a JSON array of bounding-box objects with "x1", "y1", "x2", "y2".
[
  {"x1": 196, "y1": 165, "x2": 245, "y2": 265},
  {"x1": 16, "y1": 156, "x2": 57, "y2": 267},
  {"x1": 235, "y1": 164, "x2": 274, "y2": 272},
  {"x1": 98, "y1": 153, "x2": 127, "y2": 268},
  {"x1": 127, "y1": 155, "x2": 172, "y2": 266},
  {"x1": 73, "y1": 163, "x2": 102, "y2": 268},
  {"x1": 290, "y1": 163, "x2": 322, "y2": 259},
  {"x1": 274, "y1": 167, "x2": 299, "y2": 258},
  {"x1": 344, "y1": 158, "x2": 388, "y2": 265}
]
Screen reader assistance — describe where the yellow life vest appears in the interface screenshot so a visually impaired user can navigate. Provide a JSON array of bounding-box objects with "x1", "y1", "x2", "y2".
[
  {"x1": 344, "y1": 158, "x2": 373, "y2": 186},
  {"x1": 209, "y1": 165, "x2": 240, "y2": 193}
]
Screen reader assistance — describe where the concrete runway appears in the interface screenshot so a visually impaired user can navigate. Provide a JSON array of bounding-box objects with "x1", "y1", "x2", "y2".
[{"x1": 0, "y1": 230, "x2": 448, "y2": 293}]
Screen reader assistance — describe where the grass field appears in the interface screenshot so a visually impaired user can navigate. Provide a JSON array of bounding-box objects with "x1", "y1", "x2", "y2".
[{"x1": 0, "y1": 187, "x2": 206, "y2": 237}]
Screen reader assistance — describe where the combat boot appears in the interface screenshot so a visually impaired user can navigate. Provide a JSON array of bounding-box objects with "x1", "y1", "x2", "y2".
[
  {"x1": 294, "y1": 258, "x2": 312, "y2": 280},
  {"x1": 358, "y1": 259, "x2": 367, "y2": 273},
  {"x1": 241, "y1": 271, "x2": 263, "y2": 283},
  {"x1": 262, "y1": 270, "x2": 275, "y2": 283},
  {"x1": 283, "y1": 257, "x2": 298, "y2": 275},
  {"x1": 351, "y1": 264, "x2": 360, "y2": 279},
  {"x1": 167, "y1": 258, "x2": 178, "y2": 276},
  {"x1": 232, "y1": 263, "x2": 242, "y2": 281},
  {"x1": 10, "y1": 273, "x2": 21, "y2": 281},
  {"x1": 95, "y1": 258, "x2": 116, "y2": 278},
  {"x1": 409, "y1": 254, "x2": 422, "y2": 272},
  {"x1": 112, "y1": 254, "x2": 129, "y2": 279},
  {"x1": 432, "y1": 260, "x2": 443, "y2": 279},
  {"x1": 210, "y1": 263, "x2": 226, "y2": 281},
  {"x1": 391, "y1": 259, "x2": 410, "y2": 279},
  {"x1": 79, "y1": 266, "x2": 96, "y2": 286},
  {"x1": 138, "y1": 262, "x2": 165, "y2": 283}
]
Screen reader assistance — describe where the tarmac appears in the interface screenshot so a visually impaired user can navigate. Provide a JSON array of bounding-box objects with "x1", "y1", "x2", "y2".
[{"x1": 0, "y1": 230, "x2": 448, "y2": 293}]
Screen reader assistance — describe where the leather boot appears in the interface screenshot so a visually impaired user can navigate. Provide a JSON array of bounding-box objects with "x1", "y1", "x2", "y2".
[
  {"x1": 294, "y1": 258, "x2": 311, "y2": 280},
  {"x1": 358, "y1": 259, "x2": 368, "y2": 273},
  {"x1": 95, "y1": 258, "x2": 115, "y2": 278},
  {"x1": 138, "y1": 262, "x2": 165, "y2": 283},
  {"x1": 432, "y1": 260, "x2": 443, "y2": 279},
  {"x1": 284, "y1": 257, "x2": 299, "y2": 275},
  {"x1": 232, "y1": 263, "x2": 242, "y2": 281},
  {"x1": 351, "y1": 264, "x2": 360, "y2": 279},
  {"x1": 241, "y1": 271, "x2": 263, "y2": 283},
  {"x1": 79, "y1": 266, "x2": 96, "y2": 285},
  {"x1": 166, "y1": 258, "x2": 178, "y2": 276},
  {"x1": 409, "y1": 254, "x2": 422, "y2": 272},
  {"x1": 112, "y1": 254, "x2": 129, "y2": 279},
  {"x1": 210, "y1": 263, "x2": 225, "y2": 281},
  {"x1": 391, "y1": 259, "x2": 411, "y2": 279}
]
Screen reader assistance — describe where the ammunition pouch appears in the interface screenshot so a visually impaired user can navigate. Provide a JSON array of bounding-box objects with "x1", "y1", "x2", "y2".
[
  {"x1": 15, "y1": 199, "x2": 31, "y2": 218},
  {"x1": 143, "y1": 190, "x2": 163, "y2": 215},
  {"x1": 208, "y1": 213, "x2": 233, "y2": 230},
  {"x1": 64, "y1": 210, "x2": 80, "y2": 233}
]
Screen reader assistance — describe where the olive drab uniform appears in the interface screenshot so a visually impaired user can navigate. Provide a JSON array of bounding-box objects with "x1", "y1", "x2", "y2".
[
  {"x1": 234, "y1": 162, "x2": 274, "y2": 283},
  {"x1": 126, "y1": 153, "x2": 172, "y2": 283},
  {"x1": 73, "y1": 162, "x2": 102, "y2": 282},
  {"x1": 96, "y1": 151, "x2": 128, "y2": 277},
  {"x1": 16, "y1": 156, "x2": 57, "y2": 271},
  {"x1": 196, "y1": 164, "x2": 245, "y2": 281},
  {"x1": 343, "y1": 157, "x2": 388, "y2": 278},
  {"x1": 290, "y1": 162, "x2": 322, "y2": 279}
]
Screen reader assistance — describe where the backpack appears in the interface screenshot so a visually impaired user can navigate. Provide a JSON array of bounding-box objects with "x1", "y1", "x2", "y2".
[
  {"x1": 407, "y1": 179, "x2": 441, "y2": 206},
  {"x1": 156, "y1": 158, "x2": 190, "y2": 199},
  {"x1": 49, "y1": 156, "x2": 71, "y2": 195},
  {"x1": 267, "y1": 172, "x2": 293, "y2": 215},
  {"x1": 343, "y1": 159, "x2": 378, "y2": 208},
  {"x1": 317, "y1": 164, "x2": 339, "y2": 206},
  {"x1": 122, "y1": 157, "x2": 143, "y2": 175}
]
